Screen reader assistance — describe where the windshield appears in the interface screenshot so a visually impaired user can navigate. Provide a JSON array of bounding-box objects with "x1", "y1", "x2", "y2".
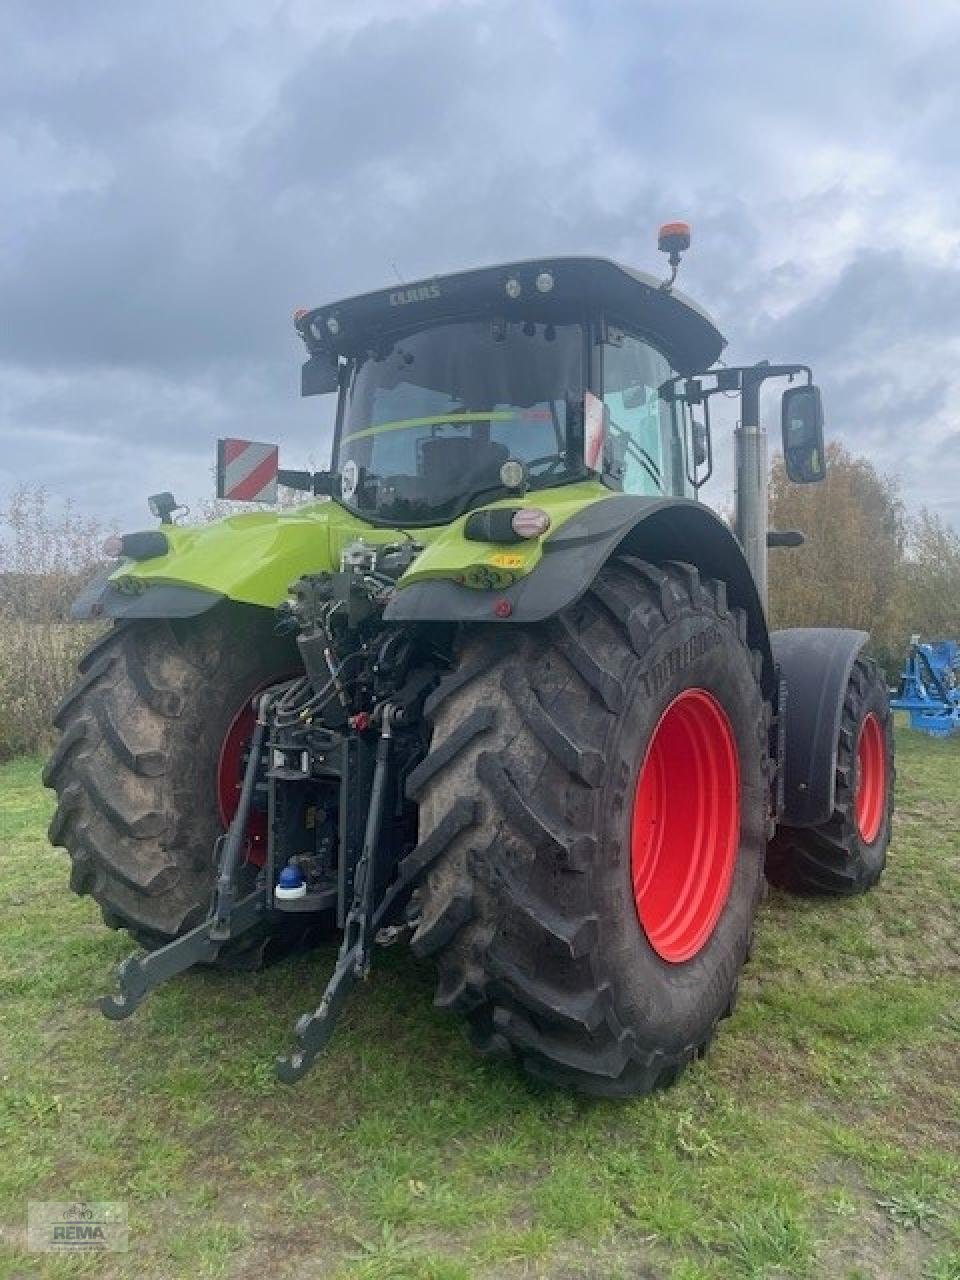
[{"x1": 334, "y1": 318, "x2": 584, "y2": 523}]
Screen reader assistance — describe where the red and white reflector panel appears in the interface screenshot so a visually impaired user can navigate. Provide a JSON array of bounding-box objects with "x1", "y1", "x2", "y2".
[
  {"x1": 584, "y1": 390, "x2": 605, "y2": 472},
  {"x1": 216, "y1": 438, "x2": 280, "y2": 503}
]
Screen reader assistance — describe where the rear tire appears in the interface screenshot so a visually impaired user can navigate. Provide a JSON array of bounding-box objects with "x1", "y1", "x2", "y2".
[
  {"x1": 766, "y1": 656, "x2": 893, "y2": 894},
  {"x1": 405, "y1": 558, "x2": 772, "y2": 1097},
  {"x1": 44, "y1": 607, "x2": 298, "y2": 950}
]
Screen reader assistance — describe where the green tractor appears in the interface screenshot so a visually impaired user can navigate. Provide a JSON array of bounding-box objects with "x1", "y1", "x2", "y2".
[{"x1": 45, "y1": 229, "x2": 894, "y2": 1095}]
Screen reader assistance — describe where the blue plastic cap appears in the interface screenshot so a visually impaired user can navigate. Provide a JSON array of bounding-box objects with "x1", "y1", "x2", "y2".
[{"x1": 278, "y1": 863, "x2": 305, "y2": 889}]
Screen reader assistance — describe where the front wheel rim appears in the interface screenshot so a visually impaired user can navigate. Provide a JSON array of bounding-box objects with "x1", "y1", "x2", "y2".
[
  {"x1": 631, "y1": 689, "x2": 741, "y2": 964},
  {"x1": 854, "y1": 712, "x2": 886, "y2": 844}
]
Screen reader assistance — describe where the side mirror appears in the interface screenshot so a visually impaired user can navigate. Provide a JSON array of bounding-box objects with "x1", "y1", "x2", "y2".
[
  {"x1": 301, "y1": 354, "x2": 340, "y2": 397},
  {"x1": 781, "y1": 385, "x2": 826, "y2": 483}
]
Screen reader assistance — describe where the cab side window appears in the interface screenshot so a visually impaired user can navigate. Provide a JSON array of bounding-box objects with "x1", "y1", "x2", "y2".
[{"x1": 602, "y1": 331, "x2": 677, "y2": 495}]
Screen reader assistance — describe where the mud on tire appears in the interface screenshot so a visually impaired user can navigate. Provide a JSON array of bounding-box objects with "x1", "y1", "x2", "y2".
[
  {"x1": 404, "y1": 557, "x2": 772, "y2": 1098},
  {"x1": 766, "y1": 656, "x2": 894, "y2": 895},
  {"x1": 44, "y1": 607, "x2": 297, "y2": 950}
]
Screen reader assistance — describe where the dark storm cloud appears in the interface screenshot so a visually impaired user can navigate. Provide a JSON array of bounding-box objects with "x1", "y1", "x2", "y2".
[{"x1": 1, "y1": 0, "x2": 958, "y2": 529}]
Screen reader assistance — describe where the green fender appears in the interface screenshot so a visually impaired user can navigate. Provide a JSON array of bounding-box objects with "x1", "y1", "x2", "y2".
[
  {"x1": 72, "y1": 482, "x2": 613, "y2": 619},
  {"x1": 76, "y1": 503, "x2": 364, "y2": 620},
  {"x1": 386, "y1": 492, "x2": 775, "y2": 700}
]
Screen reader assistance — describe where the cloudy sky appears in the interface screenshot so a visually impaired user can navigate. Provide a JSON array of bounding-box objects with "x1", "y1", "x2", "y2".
[{"x1": 2, "y1": 0, "x2": 959, "y2": 533}]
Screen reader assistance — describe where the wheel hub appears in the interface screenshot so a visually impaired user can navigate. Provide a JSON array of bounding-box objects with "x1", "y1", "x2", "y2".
[
  {"x1": 630, "y1": 689, "x2": 741, "y2": 964},
  {"x1": 854, "y1": 712, "x2": 886, "y2": 844}
]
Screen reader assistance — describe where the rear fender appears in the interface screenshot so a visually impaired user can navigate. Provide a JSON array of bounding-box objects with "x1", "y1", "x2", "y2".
[
  {"x1": 771, "y1": 627, "x2": 868, "y2": 827},
  {"x1": 72, "y1": 507, "x2": 337, "y2": 621},
  {"x1": 71, "y1": 569, "x2": 226, "y2": 621},
  {"x1": 385, "y1": 494, "x2": 776, "y2": 700}
]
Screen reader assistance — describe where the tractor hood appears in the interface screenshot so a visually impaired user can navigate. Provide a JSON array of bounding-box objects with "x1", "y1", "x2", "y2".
[{"x1": 296, "y1": 256, "x2": 726, "y2": 378}]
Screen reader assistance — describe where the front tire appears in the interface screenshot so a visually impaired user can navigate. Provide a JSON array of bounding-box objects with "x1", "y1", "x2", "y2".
[
  {"x1": 44, "y1": 607, "x2": 298, "y2": 949},
  {"x1": 406, "y1": 558, "x2": 771, "y2": 1097}
]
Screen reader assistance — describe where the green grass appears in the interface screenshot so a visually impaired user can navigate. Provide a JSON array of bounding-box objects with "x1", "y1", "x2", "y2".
[{"x1": 0, "y1": 726, "x2": 958, "y2": 1279}]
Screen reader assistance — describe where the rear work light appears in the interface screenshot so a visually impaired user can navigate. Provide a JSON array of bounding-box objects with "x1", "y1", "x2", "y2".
[{"x1": 309, "y1": 314, "x2": 340, "y2": 339}]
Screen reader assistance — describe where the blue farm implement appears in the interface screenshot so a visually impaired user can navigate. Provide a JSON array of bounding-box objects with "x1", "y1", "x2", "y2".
[{"x1": 891, "y1": 638, "x2": 960, "y2": 737}]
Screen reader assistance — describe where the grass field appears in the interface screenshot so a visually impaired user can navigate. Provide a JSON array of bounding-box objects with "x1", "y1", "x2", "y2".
[{"x1": 0, "y1": 727, "x2": 958, "y2": 1280}]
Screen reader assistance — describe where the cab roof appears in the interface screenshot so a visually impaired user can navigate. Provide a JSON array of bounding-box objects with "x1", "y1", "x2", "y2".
[{"x1": 295, "y1": 256, "x2": 726, "y2": 375}]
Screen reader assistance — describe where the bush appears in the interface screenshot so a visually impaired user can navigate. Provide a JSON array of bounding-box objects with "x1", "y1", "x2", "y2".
[
  {"x1": 0, "y1": 486, "x2": 107, "y2": 760},
  {"x1": 0, "y1": 619, "x2": 102, "y2": 759}
]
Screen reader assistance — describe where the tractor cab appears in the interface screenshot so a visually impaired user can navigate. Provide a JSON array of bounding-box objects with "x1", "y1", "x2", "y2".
[{"x1": 295, "y1": 257, "x2": 728, "y2": 526}]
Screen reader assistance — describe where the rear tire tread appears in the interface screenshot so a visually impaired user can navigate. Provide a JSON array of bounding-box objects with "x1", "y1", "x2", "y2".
[
  {"x1": 46, "y1": 611, "x2": 297, "y2": 951},
  {"x1": 407, "y1": 557, "x2": 769, "y2": 1096}
]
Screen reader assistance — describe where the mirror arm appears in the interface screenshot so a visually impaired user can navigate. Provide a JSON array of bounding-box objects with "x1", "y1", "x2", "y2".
[
  {"x1": 697, "y1": 397, "x2": 714, "y2": 490},
  {"x1": 745, "y1": 361, "x2": 813, "y2": 386},
  {"x1": 277, "y1": 469, "x2": 314, "y2": 493},
  {"x1": 276, "y1": 469, "x2": 336, "y2": 497}
]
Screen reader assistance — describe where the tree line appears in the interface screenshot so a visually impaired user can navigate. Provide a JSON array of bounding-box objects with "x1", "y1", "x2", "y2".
[
  {"x1": 1, "y1": 451, "x2": 957, "y2": 757},
  {"x1": 768, "y1": 442, "x2": 960, "y2": 677}
]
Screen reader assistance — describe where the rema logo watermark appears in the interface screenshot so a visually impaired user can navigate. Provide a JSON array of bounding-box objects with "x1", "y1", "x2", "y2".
[{"x1": 28, "y1": 1201, "x2": 128, "y2": 1253}]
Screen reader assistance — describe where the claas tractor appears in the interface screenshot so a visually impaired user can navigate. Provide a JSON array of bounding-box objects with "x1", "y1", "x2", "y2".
[{"x1": 45, "y1": 229, "x2": 894, "y2": 1096}]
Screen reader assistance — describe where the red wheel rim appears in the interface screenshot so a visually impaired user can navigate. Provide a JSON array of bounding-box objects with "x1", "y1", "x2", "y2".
[
  {"x1": 631, "y1": 689, "x2": 740, "y2": 964},
  {"x1": 854, "y1": 712, "x2": 886, "y2": 844},
  {"x1": 217, "y1": 688, "x2": 273, "y2": 866}
]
